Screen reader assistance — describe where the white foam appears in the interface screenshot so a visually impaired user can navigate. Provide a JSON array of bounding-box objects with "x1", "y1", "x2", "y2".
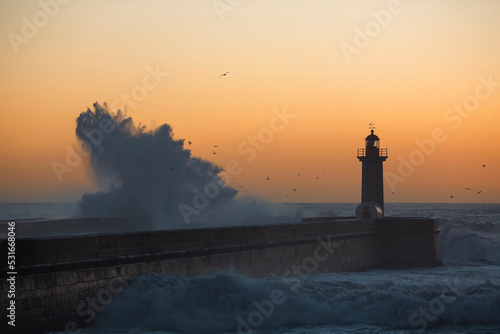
[{"x1": 95, "y1": 269, "x2": 500, "y2": 333}]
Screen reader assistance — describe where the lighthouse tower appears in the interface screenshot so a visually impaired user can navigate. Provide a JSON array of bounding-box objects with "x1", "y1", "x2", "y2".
[{"x1": 357, "y1": 125, "x2": 388, "y2": 216}]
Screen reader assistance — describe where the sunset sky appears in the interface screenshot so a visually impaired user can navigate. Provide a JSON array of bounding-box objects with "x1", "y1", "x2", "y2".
[{"x1": 0, "y1": 0, "x2": 499, "y2": 203}]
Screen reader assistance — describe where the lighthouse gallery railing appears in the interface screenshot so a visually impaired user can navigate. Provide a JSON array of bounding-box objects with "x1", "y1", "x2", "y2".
[{"x1": 357, "y1": 148, "x2": 388, "y2": 157}]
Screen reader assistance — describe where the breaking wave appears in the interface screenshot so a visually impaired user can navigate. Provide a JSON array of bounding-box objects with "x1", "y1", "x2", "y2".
[
  {"x1": 95, "y1": 269, "x2": 500, "y2": 333},
  {"x1": 75, "y1": 103, "x2": 291, "y2": 229},
  {"x1": 439, "y1": 217, "x2": 500, "y2": 266}
]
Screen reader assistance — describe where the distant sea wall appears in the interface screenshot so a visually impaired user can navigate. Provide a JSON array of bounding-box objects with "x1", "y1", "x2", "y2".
[{"x1": 0, "y1": 217, "x2": 441, "y2": 333}]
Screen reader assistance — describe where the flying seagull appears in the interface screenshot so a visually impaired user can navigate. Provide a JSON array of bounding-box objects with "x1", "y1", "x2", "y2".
[
  {"x1": 212, "y1": 151, "x2": 217, "y2": 155},
  {"x1": 188, "y1": 141, "x2": 192, "y2": 145},
  {"x1": 477, "y1": 191, "x2": 482, "y2": 194},
  {"x1": 450, "y1": 195, "x2": 454, "y2": 199},
  {"x1": 316, "y1": 177, "x2": 319, "y2": 179},
  {"x1": 293, "y1": 188, "x2": 296, "y2": 192},
  {"x1": 219, "y1": 71, "x2": 230, "y2": 78},
  {"x1": 213, "y1": 145, "x2": 218, "y2": 148},
  {"x1": 464, "y1": 187, "x2": 472, "y2": 191},
  {"x1": 483, "y1": 164, "x2": 486, "y2": 167},
  {"x1": 298, "y1": 173, "x2": 301, "y2": 176},
  {"x1": 266, "y1": 177, "x2": 270, "y2": 181}
]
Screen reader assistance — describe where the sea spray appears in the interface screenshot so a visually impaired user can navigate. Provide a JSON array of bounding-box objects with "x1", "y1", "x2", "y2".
[
  {"x1": 75, "y1": 103, "x2": 291, "y2": 229},
  {"x1": 440, "y1": 218, "x2": 500, "y2": 265}
]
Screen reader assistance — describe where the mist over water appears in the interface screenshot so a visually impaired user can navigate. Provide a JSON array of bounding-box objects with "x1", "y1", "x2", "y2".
[{"x1": 75, "y1": 103, "x2": 288, "y2": 229}]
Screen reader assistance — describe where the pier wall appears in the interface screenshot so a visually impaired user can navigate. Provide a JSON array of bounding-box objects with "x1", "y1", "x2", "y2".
[{"x1": 0, "y1": 217, "x2": 441, "y2": 333}]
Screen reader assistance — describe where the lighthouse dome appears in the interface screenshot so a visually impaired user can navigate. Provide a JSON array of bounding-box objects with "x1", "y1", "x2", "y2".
[{"x1": 365, "y1": 130, "x2": 379, "y2": 141}]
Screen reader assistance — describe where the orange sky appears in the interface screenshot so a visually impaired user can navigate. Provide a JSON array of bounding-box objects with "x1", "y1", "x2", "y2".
[{"x1": 0, "y1": 0, "x2": 499, "y2": 203}]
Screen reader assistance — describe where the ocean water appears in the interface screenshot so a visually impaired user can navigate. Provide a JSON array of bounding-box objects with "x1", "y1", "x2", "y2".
[
  {"x1": 1, "y1": 203, "x2": 499, "y2": 333},
  {"x1": 0, "y1": 202, "x2": 80, "y2": 221}
]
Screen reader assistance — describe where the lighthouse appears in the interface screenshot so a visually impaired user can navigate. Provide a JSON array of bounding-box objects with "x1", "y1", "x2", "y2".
[{"x1": 356, "y1": 125, "x2": 388, "y2": 217}]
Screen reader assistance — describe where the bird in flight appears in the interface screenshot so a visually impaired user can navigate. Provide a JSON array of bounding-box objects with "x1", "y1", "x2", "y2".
[
  {"x1": 212, "y1": 151, "x2": 217, "y2": 155},
  {"x1": 213, "y1": 145, "x2": 218, "y2": 148},
  {"x1": 170, "y1": 167, "x2": 175, "y2": 171},
  {"x1": 266, "y1": 177, "x2": 270, "y2": 181},
  {"x1": 464, "y1": 187, "x2": 472, "y2": 191},
  {"x1": 293, "y1": 188, "x2": 296, "y2": 192},
  {"x1": 450, "y1": 195, "x2": 454, "y2": 199},
  {"x1": 477, "y1": 191, "x2": 482, "y2": 194},
  {"x1": 316, "y1": 177, "x2": 319, "y2": 179},
  {"x1": 219, "y1": 71, "x2": 230, "y2": 78},
  {"x1": 483, "y1": 164, "x2": 486, "y2": 167},
  {"x1": 188, "y1": 141, "x2": 192, "y2": 145},
  {"x1": 298, "y1": 173, "x2": 301, "y2": 176}
]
